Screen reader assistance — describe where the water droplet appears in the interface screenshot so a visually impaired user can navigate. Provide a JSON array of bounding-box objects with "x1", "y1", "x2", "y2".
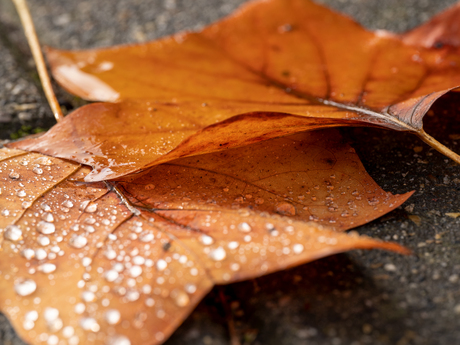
[
  {"x1": 62, "y1": 200, "x2": 74, "y2": 208},
  {"x1": 238, "y1": 222, "x2": 252, "y2": 233},
  {"x1": 21, "y1": 201, "x2": 32, "y2": 209},
  {"x1": 37, "y1": 235, "x2": 50, "y2": 246},
  {"x1": 82, "y1": 291, "x2": 96, "y2": 302},
  {"x1": 367, "y1": 197, "x2": 380, "y2": 206},
  {"x1": 200, "y1": 234, "x2": 214, "y2": 245},
  {"x1": 85, "y1": 203, "x2": 98, "y2": 213},
  {"x1": 39, "y1": 263, "x2": 56, "y2": 273},
  {"x1": 292, "y1": 244, "x2": 304, "y2": 254},
  {"x1": 25, "y1": 310, "x2": 38, "y2": 321},
  {"x1": 62, "y1": 326, "x2": 75, "y2": 338},
  {"x1": 80, "y1": 317, "x2": 100, "y2": 332},
  {"x1": 41, "y1": 213, "x2": 54, "y2": 222},
  {"x1": 228, "y1": 241, "x2": 239, "y2": 250},
  {"x1": 129, "y1": 265, "x2": 143, "y2": 278},
  {"x1": 172, "y1": 290, "x2": 190, "y2": 307},
  {"x1": 105, "y1": 270, "x2": 119, "y2": 282},
  {"x1": 1, "y1": 209, "x2": 10, "y2": 216},
  {"x1": 74, "y1": 303, "x2": 85, "y2": 314},
  {"x1": 105, "y1": 309, "x2": 121, "y2": 325},
  {"x1": 40, "y1": 203, "x2": 51, "y2": 212},
  {"x1": 132, "y1": 256, "x2": 145, "y2": 265},
  {"x1": 14, "y1": 278, "x2": 37, "y2": 296},
  {"x1": 69, "y1": 235, "x2": 87, "y2": 249},
  {"x1": 22, "y1": 248, "x2": 35, "y2": 260},
  {"x1": 4, "y1": 225, "x2": 22, "y2": 241},
  {"x1": 9, "y1": 171, "x2": 20, "y2": 180},
  {"x1": 16, "y1": 190, "x2": 26, "y2": 197},
  {"x1": 275, "y1": 202, "x2": 296, "y2": 216},
  {"x1": 139, "y1": 233, "x2": 154, "y2": 242},
  {"x1": 341, "y1": 211, "x2": 349, "y2": 217},
  {"x1": 32, "y1": 167, "x2": 43, "y2": 175},
  {"x1": 209, "y1": 247, "x2": 226, "y2": 261},
  {"x1": 311, "y1": 196, "x2": 317, "y2": 201},
  {"x1": 35, "y1": 156, "x2": 53, "y2": 166},
  {"x1": 108, "y1": 335, "x2": 131, "y2": 345},
  {"x1": 44, "y1": 307, "x2": 59, "y2": 323},
  {"x1": 35, "y1": 248, "x2": 47, "y2": 260},
  {"x1": 156, "y1": 259, "x2": 167, "y2": 271},
  {"x1": 185, "y1": 284, "x2": 197, "y2": 294},
  {"x1": 37, "y1": 221, "x2": 55, "y2": 234}
]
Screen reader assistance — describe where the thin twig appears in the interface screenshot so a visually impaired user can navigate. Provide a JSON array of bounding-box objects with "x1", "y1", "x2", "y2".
[
  {"x1": 416, "y1": 128, "x2": 460, "y2": 165},
  {"x1": 12, "y1": 0, "x2": 64, "y2": 122}
]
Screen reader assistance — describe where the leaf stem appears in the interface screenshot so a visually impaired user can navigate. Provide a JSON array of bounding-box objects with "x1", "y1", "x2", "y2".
[
  {"x1": 416, "y1": 129, "x2": 460, "y2": 164},
  {"x1": 12, "y1": 0, "x2": 64, "y2": 122}
]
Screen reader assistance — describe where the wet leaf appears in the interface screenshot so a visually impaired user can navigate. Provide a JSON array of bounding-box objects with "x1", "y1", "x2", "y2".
[
  {"x1": 0, "y1": 130, "x2": 409, "y2": 345},
  {"x1": 12, "y1": 0, "x2": 460, "y2": 181}
]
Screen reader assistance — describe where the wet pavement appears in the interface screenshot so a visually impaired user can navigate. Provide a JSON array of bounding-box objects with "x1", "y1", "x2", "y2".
[{"x1": 0, "y1": 0, "x2": 459, "y2": 344}]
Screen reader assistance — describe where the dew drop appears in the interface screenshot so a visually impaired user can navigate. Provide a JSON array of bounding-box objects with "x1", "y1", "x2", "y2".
[
  {"x1": 35, "y1": 248, "x2": 47, "y2": 260},
  {"x1": 228, "y1": 241, "x2": 239, "y2": 250},
  {"x1": 69, "y1": 235, "x2": 88, "y2": 249},
  {"x1": 209, "y1": 246, "x2": 227, "y2": 261},
  {"x1": 1, "y1": 209, "x2": 10, "y2": 216},
  {"x1": 9, "y1": 171, "x2": 20, "y2": 180},
  {"x1": 275, "y1": 202, "x2": 296, "y2": 216},
  {"x1": 62, "y1": 326, "x2": 75, "y2": 338},
  {"x1": 22, "y1": 201, "x2": 32, "y2": 209},
  {"x1": 21, "y1": 248, "x2": 35, "y2": 260},
  {"x1": 292, "y1": 244, "x2": 304, "y2": 254},
  {"x1": 129, "y1": 265, "x2": 143, "y2": 278},
  {"x1": 37, "y1": 235, "x2": 50, "y2": 246},
  {"x1": 62, "y1": 200, "x2": 74, "y2": 208},
  {"x1": 4, "y1": 225, "x2": 22, "y2": 241},
  {"x1": 200, "y1": 234, "x2": 214, "y2": 245},
  {"x1": 74, "y1": 303, "x2": 85, "y2": 314},
  {"x1": 16, "y1": 190, "x2": 26, "y2": 197},
  {"x1": 40, "y1": 203, "x2": 51, "y2": 212},
  {"x1": 105, "y1": 270, "x2": 119, "y2": 282},
  {"x1": 41, "y1": 213, "x2": 54, "y2": 222},
  {"x1": 80, "y1": 317, "x2": 100, "y2": 332},
  {"x1": 44, "y1": 307, "x2": 59, "y2": 323},
  {"x1": 108, "y1": 335, "x2": 131, "y2": 345},
  {"x1": 105, "y1": 309, "x2": 121, "y2": 325},
  {"x1": 35, "y1": 156, "x2": 53, "y2": 166},
  {"x1": 14, "y1": 278, "x2": 37, "y2": 296},
  {"x1": 37, "y1": 221, "x2": 55, "y2": 235},
  {"x1": 172, "y1": 290, "x2": 190, "y2": 307},
  {"x1": 156, "y1": 259, "x2": 167, "y2": 271},
  {"x1": 32, "y1": 167, "x2": 43, "y2": 175},
  {"x1": 82, "y1": 291, "x2": 96, "y2": 302},
  {"x1": 238, "y1": 222, "x2": 252, "y2": 233},
  {"x1": 39, "y1": 263, "x2": 57, "y2": 273},
  {"x1": 185, "y1": 284, "x2": 197, "y2": 294},
  {"x1": 85, "y1": 203, "x2": 98, "y2": 213}
]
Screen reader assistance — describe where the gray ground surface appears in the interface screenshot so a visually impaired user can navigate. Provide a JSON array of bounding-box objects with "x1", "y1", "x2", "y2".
[{"x1": 0, "y1": 0, "x2": 460, "y2": 344}]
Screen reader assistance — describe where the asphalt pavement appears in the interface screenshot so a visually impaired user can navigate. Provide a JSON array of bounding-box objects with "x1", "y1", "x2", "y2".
[{"x1": 0, "y1": 0, "x2": 460, "y2": 344}]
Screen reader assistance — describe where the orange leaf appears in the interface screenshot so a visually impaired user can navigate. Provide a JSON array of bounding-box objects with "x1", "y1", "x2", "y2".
[
  {"x1": 0, "y1": 131, "x2": 409, "y2": 345},
  {"x1": 12, "y1": 0, "x2": 460, "y2": 180}
]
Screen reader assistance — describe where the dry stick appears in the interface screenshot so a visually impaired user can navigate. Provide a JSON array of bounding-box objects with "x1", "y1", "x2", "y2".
[
  {"x1": 417, "y1": 129, "x2": 460, "y2": 164},
  {"x1": 12, "y1": 0, "x2": 63, "y2": 122}
]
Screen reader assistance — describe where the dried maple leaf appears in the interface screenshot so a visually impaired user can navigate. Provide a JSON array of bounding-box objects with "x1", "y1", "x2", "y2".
[
  {"x1": 12, "y1": 0, "x2": 460, "y2": 181},
  {"x1": 0, "y1": 130, "x2": 409, "y2": 345}
]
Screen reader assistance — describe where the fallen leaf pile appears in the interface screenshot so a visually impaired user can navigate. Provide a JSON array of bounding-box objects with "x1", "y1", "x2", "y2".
[{"x1": 1, "y1": 0, "x2": 460, "y2": 344}]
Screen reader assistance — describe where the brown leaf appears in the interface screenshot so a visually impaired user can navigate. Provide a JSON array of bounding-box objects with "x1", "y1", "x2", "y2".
[
  {"x1": 12, "y1": 0, "x2": 460, "y2": 181},
  {"x1": 0, "y1": 131, "x2": 409, "y2": 345},
  {"x1": 401, "y1": 2, "x2": 460, "y2": 49}
]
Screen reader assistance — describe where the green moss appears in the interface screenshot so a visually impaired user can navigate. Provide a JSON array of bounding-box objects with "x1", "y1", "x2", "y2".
[{"x1": 10, "y1": 125, "x2": 45, "y2": 140}]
